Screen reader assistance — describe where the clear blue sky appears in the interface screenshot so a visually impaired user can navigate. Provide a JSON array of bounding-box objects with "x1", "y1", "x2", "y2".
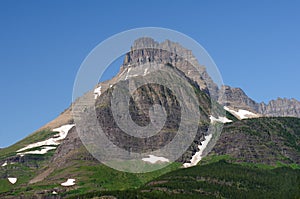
[{"x1": 0, "y1": 0, "x2": 299, "y2": 147}]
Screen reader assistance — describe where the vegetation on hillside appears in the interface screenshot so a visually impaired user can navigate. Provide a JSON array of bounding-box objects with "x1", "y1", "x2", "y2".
[{"x1": 67, "y1": 160, "x2": 300, "y2": 199}]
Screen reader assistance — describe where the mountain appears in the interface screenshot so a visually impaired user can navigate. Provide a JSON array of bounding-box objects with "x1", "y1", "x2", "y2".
[
  {"x1": 220, "y1": 85, "x2": 300, "y2": 118},
  {"x1": 0, "y1": 38, "x2": 299, "y2": 198}
]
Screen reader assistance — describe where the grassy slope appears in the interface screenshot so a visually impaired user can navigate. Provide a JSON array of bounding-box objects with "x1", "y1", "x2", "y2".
[
  {"x1": 0, "y1": 129, "x2": 58, "y2": 197},
  {"x1": 70, "y1": 160, "x2": 300, "y2": 199},
  {"x1": 0, "y1": 129, "x2": 57, "y2": 160}
]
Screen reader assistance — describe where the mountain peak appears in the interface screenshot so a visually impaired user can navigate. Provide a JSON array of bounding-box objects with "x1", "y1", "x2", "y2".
[
  {"x1": 130, "y1": 37, "x2": 194, "y2": 60},
  {"x1": 219, "y1": 85, "x2": 259, "y2": 111},
  {"x1": 132, "y1": 37, "x2": 159, "y2": 49},
  {"x1": 123, "y1": 37, "x2": 219, "y2": 99}
]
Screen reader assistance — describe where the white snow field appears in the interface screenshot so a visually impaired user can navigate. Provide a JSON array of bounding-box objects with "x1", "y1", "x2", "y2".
[
  {"x1": 125, "y1": 67, "x2": 132, "y2": 80},
  {"x1": 1, "y1": 161, "x2": 7, "y2": 167},
  {"x1": 224, "y1": 106, "x2": 258, "y2": 119},
  {"x1": 8, "y1": 177, "x2": 17, "y2": 184},
  {"x1": 210, "y1": 115, "x2": 232, "y2": 124},
  {"x1": 16, "y1": 124, "x2": 75, "y2": 155},
  {"x1": 94, "y1": 86, "x2": 102, "y2": 99},
  {"x1": 142, "y1": 155, "x2": 170, "y2": 164},
  {"x1": 17, "y1": 146, "x2": 57, "y2": 156},
  {"x1": 61, "y1": 179, "x2": 76, "y2": 186},
  {"x1": 183, "y1": 134, "x2": 212, "y2": 168}
]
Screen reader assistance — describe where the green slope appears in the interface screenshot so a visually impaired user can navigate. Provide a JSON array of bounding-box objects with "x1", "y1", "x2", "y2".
[{"x1": 68, "y1": 160, "x2": 300, "y2": 199}]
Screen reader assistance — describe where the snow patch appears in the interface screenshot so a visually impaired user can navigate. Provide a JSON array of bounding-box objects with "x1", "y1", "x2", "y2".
[
  {"x1": 17, "y1": 146, "x2": 56, "y2": 156},
  {"x1": 61, "y1": 179, "x2": 76, "y2": 187},
  {"x1": 16, "y1": 124, "x2": 75, "y2": 154},
  {"x1": 143, "y1": 68, "x2": 149, "y2": 76},
  {"x1": 224, "y1": 106, "x2": 258, "y2": 119},
  {"x1": 183, "y1": 134, "x2": 212, "y2": 168},
  {"x1": 142, "y1": 155, "x2": 170, "y2": 164},
  {"x1": 210, "y1": 115, "x2": 232, "y2": 124},
  {"x1": 8, "y1": 177, "x2": 17, "y2": 184},
  {"x1": 94, "y1": 86, "x2": 102, "y2": 99},
  {"x1": 2, "y1": 161, "x2": 7, "y2": 167},
  {"x1": 125, "y1": 68, "x2": 132, "y2": 80}
]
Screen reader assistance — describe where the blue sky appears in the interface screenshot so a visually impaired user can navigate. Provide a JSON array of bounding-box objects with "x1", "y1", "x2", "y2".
[{"x1": 0, "y1": 0, "x2": 299, "y2": 147}]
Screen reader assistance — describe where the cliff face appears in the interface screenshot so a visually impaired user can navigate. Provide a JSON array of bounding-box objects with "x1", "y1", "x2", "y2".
[{"x1": 123, "y1": 37, "x2": 219, "y2": 100}]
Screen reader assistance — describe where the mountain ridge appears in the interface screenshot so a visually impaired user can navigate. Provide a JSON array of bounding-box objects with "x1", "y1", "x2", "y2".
[{"x1": 220, "y1": 85, "x2": 300, "y2": 118}]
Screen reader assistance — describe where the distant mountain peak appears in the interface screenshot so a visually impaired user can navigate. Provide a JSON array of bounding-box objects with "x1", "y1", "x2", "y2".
[{"x1": 219, "y1": 85, "x2": 300, "y2": 118}]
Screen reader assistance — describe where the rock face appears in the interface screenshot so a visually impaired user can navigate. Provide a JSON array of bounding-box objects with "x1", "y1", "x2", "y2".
[
  {"x1": 93, "y1": 64, "x2": 212, "y2": 163},
  {"x1": 259, "y1": 98, "x2": 300, "y2": 117},
  {"x1": 123, "y1": 37, "x2": 219, "y2": 100},
  {"x1": 220, "y1": 85, "x2": 300, "y2": 118}
]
